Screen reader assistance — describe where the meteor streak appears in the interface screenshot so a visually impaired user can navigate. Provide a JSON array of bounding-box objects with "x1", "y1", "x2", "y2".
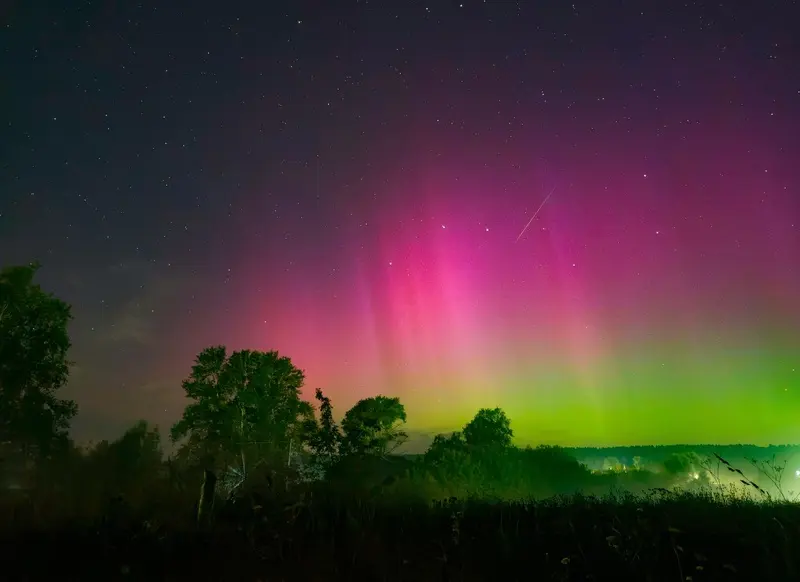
[{"x1": 516, "y1": 186, "x2": 556, "y2": 242}]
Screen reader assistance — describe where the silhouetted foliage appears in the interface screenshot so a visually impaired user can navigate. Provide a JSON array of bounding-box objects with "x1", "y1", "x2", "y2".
[
  {"x1": 91, "y1": 421, "x2": 164, "y2": 497},
  {"x1": 0, "y1": 263, "x2": 77, "y2": 475},
  {"x1": 419, "y1": 412, "x2": 598, "y2": 499},
  {"x1": 324, "y1": 453, "x2": 418, "y2": 501},
  {"x1": 303, "y1": 388, "x2": 341, "y2": 472},
  {"x1": 341, "y1": 395, "x2": 407, "y2": 456},
  {"x1": 463, "y1": 407, "x2": 513, "y2": 448},
  {"x1": 170, "y1": 346, "x2": 314, "y2": 495},
  {"x1": 425, "y1": 431, "x2": 468, "y2": 466}
]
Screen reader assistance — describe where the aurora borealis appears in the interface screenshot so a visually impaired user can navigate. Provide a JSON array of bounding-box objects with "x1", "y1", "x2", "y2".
[{"x1": 3, "y1": 2, "x2": 798, "y2": 448}]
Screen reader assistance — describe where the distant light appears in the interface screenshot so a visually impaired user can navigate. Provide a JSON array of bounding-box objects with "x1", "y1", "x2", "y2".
[{"x1": 795, "y1": 469, "x2": 799, "y2": 477}]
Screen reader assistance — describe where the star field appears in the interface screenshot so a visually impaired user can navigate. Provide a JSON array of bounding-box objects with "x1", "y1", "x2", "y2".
[{"x1": 2, "y1": 1, "x2": 798, "y2": 447}]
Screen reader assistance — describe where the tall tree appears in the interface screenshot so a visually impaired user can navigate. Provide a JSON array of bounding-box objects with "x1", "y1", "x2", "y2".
[
  {"x1": 294, "y1": 388, "x2": 342, "y2": 481},
  {"x1": 168, "y1": 346, "x2": 229, "y2": 466},
  {"x1": 341, "y1": 395, "x2": 407, "y2": 456},
  {"x1": 307, "y1": 388, "x2": 341, "y2": 466},
  {"x1": 0, "y1": 263, "x2": 77, "y2": 462},
  {"x1": 462, "y1": 408, "x2": 513, "y2": 449},
  {"x1": 170, "y1": 346, "x2": 313, "y2": 491}
]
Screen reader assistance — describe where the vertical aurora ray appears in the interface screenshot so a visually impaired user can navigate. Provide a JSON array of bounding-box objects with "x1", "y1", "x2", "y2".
[
  {"x1": 356, "y1": 179, "x2": 501, "y2": 427},
  {"x1": 545, "y1": 199, "x2": 609, "y2": 437}
]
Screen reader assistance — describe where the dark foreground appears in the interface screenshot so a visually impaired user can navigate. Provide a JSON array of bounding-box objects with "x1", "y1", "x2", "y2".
[{"x1": 2, "y1": 491, "x2": 798, "y2": 581}]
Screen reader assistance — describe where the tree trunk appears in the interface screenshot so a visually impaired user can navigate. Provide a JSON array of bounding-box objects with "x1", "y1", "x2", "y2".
[{"x1": 197, "y1": 469, "x2": 217, "y2": 529}]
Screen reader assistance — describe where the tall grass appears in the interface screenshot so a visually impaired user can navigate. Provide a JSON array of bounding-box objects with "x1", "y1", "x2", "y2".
[{"x1": 1, "y1": 453, "x2": 798, "y2": 580}]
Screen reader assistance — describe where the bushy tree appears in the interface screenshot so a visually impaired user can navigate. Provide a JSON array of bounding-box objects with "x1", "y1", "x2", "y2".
[
  {"x1": 463, "y1": 407, "x2": 513, "y2": 448},
  {"x1": 425, "y1": 431, "x2": 468, "y2": 465},
  {"x1": 0, "y1": 263, "x2": 77, "y2": 464},
  {"x1": 341, "y1": 395, "x2": 407, "y2": 456},
  {"x1": 420, "y1": 409, "x2": 594, "y2": 499},
  {"x1": 170, "y1": 346, "x2": 314, "y2": 493},
  {"x1": 422, "y1": 431, "x2": 480, "y2": 495},
  {"x1": 423, "y1": 408, "x2": 516, "y2": 496}
]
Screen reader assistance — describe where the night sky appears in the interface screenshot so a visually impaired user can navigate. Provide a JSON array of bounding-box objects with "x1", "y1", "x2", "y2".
[{"x1": 3, "y1": 1, "x2": 798, "y2": 448}]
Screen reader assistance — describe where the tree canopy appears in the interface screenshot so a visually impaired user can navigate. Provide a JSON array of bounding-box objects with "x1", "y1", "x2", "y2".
[
  {"x1": 463, "y1": 407, "x2": 513, "y2": 448},
  {"x1": 170, "y1": 346, "x2": 314, "y2": 480},
  {"x1": 341, "y1": 395, "x2": 407, "y2": 456},
  {"x1": 0, "y1": 263, "x2": 77, "y2": 459}
]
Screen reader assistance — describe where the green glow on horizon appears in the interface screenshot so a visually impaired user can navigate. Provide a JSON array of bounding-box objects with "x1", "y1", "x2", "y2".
[{"x1": 392, "y1": 340, "x2": 799, "y2": 447}]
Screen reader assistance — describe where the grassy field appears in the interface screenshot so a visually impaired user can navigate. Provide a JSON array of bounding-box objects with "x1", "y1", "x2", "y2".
[{"x1": 2, "y1": 488, "x2": 798, "y2": 581}]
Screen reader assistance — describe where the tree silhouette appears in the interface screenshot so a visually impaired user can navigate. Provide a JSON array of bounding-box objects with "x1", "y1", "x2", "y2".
[
  {"x1": 77, "y1": 420, "x2": 165, "y2": 510},
  {"x1": 305, "y1": 388, "x2": 341, "y2": 469},
  {"x1": 0, "y1": 263, "x2": 77, "y2": 465},
  {"x1": 422, "y1": 431, "x2": 480, "y2": 494},
  {"x1": 98, "y1": 420, "x2": 164, "y2": 490},
  {"x1": 424, "y1": 431, "x2": 468, "y2": 466},
  {"x1": 341, "y1": 395, "x2": 407, "y2": 456},
  {"x1": 463, "y1": 407, "x2": 513, "y2": 448},
  {"x1": 170, "y1": 346, "x2": 313, "y2": 493}
]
